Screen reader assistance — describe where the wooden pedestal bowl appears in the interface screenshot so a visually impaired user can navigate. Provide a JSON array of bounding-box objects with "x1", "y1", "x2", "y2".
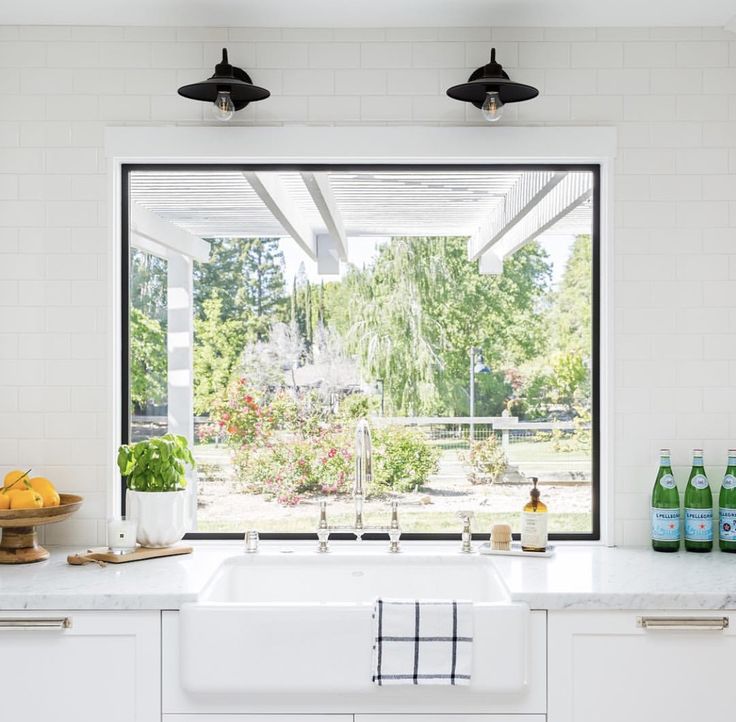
[{"x1": 0, "y1": 494, "x2": 83, "y2": 564}]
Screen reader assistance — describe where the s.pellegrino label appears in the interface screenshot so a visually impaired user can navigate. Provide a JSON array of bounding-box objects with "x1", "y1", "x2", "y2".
[
  {"x1": 720, "y1": 450, "x2": 736, "y2": 552},
  {"x1": 651, "y1": 449, "x2": 680, "y2": 551},
  {"x1": 684, "y1": 449, "x2": 712, "y2": 552},
  {"x1": 685, "y1": 508, "x2": 713, "y2": 541}
]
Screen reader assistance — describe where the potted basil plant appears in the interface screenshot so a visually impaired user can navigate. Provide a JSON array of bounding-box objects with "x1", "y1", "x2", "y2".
[{"x1": 117, "y1": 434, "x2": 196, "y2": 548}]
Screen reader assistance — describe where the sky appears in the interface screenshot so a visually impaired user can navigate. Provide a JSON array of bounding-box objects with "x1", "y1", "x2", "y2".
[{"x1": 279, "y1": 233, "x2": 577, "y2": 289}]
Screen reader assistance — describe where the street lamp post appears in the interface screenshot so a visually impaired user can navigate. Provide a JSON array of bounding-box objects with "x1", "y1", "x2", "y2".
[
  {"x1": 469, "y1": 347, "x2": 491, "y2": 442},
  {"x1": 376, "y1": 378, "x2": 385, "y2": 416}
]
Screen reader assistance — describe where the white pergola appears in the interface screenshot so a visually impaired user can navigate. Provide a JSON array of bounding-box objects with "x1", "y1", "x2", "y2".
[{"x1": 127, "y1": 167, "x2": 593, "y2": 442}]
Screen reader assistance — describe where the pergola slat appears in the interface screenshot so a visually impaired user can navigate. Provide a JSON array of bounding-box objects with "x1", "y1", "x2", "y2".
[
  {"x1": 301, "y1": 172, "x2": 348, "y2": 262},
  {"x1": 467, "y1": 171, "x2": 567, "y2": 261},
  {"x1": 491, "y1": 172, "x2": 593, "y2": 259},
  {"x1": 243, "y1": 171, "x2": 317, "y2": 260},
  {"x1": 130, "y1": 203, "x2": 211, "y2": 262}
]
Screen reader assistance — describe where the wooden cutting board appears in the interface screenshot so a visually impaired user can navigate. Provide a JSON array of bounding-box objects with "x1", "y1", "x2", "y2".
[{"x1": 67, "y1": 545, "x2": 193, "y2": 566}]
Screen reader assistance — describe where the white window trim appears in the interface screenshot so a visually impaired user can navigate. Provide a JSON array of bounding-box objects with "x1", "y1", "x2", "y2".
[{"x1": 106, "y1": 125, "x2": 617, "y2": 545}]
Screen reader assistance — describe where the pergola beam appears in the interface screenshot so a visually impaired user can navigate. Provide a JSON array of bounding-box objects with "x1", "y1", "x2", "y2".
[
  {"x1": 492, "y1": 172, "x2": 593, "y2": 259},
  {"x1": 478, "y1": 250, "x2": 504, "y2": 275},
  {"x1": 468, "y1": 171, "x2": 567, "y2": 262},
  {"x1": 130, "y1": 202, "x2": 210, "y2": 262},
  {"x1": 301, "y1": 172, "x2": 348, "y2": 262},
  {"x1": 243, "y1": 171, "x2": 317, "y2": 260}
]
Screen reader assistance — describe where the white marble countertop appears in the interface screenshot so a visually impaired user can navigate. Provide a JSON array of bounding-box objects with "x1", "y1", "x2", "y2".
[{"x1": 1, "y1": 541, "x2": 735, "y2": 611}]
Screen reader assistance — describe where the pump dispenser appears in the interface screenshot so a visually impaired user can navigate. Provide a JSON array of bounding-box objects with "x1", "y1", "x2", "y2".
[{"x1": 521, "y1": 476, "x2": 548, "y2": 552}]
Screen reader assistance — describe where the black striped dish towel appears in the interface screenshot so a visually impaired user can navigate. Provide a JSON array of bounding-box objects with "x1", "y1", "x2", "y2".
[{"x1": 371, "y1": 598, "x2": 473, "y2": 686}]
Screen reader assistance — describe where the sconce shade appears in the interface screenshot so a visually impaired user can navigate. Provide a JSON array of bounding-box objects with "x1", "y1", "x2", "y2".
[{"x1": 178, "y1": 48, "x2": 270, "y2": 111}]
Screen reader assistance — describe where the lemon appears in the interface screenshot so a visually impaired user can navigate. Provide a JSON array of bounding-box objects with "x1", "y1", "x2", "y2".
[
  {"x1": 28, "y1": 477, "x2": 60, "y2": 507},
  {"x1": 9, "y1": 489, "x2": 43, "y2": 510},
  {"x1": 0, "y1": 493, "x2": 9, "y2": 510},
  {"x1": 3, "y1": 469, "x2": 29, "y2": 490}
]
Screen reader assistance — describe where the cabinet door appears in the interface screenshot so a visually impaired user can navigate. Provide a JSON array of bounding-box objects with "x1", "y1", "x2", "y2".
[
  {"x1": 0, "y1": 610, "x2": 160, "y2": 722},
  {"x1": 165, "y1": 717, "x2": 353, "y2": 722},
  {"x1": 549, "y1": 610, "x2": 733, "y2": 722},
  {"x1": 357, "y1": 716, "x2": 545, "y2": 722}
]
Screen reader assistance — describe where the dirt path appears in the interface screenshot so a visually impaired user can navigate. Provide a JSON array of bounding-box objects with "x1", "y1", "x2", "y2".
[{"x1": 193, "y1": 444, "x2": 592, "y2": 533}]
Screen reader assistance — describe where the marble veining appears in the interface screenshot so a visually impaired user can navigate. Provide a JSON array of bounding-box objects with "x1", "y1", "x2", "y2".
[{"x1": 0, "y1": 542, "x2": 735, "y2": 611}]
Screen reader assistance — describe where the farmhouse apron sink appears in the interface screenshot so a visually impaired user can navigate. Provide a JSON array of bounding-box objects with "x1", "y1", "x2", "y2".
[{"x1": 179, "y1": 549, "x2": 530, "y2": 694}]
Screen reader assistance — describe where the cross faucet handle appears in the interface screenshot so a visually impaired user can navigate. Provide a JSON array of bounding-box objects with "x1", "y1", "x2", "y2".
[
  {"x1": 388, "y1": 501, "x2": 401, "y2": 553},
  {"x1": 460, "y1": 512, "x2": 473, "y2": 553}
]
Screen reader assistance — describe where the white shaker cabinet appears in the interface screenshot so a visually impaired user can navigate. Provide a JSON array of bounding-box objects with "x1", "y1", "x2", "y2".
[
  {"x1": 356, "y1": 716, "x2": 544, "y2": 722},
  {"x1": 0, "y1": 610, "x2": 160, "y2": 722},
  {"x1": 548, "y1": 610, "x2": 733, "y2": 722}
]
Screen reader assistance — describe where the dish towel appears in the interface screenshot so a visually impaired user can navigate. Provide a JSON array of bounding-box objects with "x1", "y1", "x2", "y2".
[{"x1": 371, "y1": 598, "x2": 473, "y2": 686}]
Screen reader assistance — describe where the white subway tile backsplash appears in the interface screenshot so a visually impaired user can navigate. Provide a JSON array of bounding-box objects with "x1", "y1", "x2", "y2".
[
  {"x1": 676, "y1": 41, "x2": 729, "y2": 67},
  {"x1": 309, "y1": 42, "x2": 360, "y2": 69},
  {"x1": 571, "y1": 42, "x2": 623, "y2": 68},
  {"x1": 624, "y1": 42, "x2": 675, "y2": 68},
  {"x1": 0, "y1": 24, "x2": 731, "y2": 547},
  {"x1": 361, "y1": 42, "x2": 412, "y2": 68}
]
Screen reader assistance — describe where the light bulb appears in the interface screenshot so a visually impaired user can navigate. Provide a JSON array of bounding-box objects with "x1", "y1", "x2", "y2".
[
  {"x1": 481, "y1": 91, "x2": 504, "y2": 123},
  {"x1": 213, "y1": 90, "x2": 235, "y2": 121}
]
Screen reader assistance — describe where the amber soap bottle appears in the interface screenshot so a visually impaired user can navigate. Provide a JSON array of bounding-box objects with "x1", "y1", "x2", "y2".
[{"x1": 521, "y1": 476, "x2": 548, "y2": 552}]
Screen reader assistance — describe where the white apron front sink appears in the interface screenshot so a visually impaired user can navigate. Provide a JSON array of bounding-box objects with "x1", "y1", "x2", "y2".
[{"x1": 179, "y1": 548, "x2": 529, "y2": 695}]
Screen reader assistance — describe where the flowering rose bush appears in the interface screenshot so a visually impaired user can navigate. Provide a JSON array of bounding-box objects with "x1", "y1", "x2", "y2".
[
  {"x1": 215, "y1": 378, "x2": 272, "y2": 447},
  {"x1": 236, "y1": 429, "x2": 352, "y2": 505},
  {"x1": 219, "y1": 377, "x2": 440, "y2": 506},
  {"x1": 196, "y1": 422, "x2": 221, "y2": 445}
]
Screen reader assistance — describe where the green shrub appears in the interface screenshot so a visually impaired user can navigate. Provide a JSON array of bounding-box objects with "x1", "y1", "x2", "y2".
[
  {"x1": 371, "y1": 426, "x2": 440, "y2": 493},
  {"x1": 465, "y1": 434, "x2": 507, "y2": 485},
  {"x1": 339, "y1": 392, "x2": 379, "y2": 420}
]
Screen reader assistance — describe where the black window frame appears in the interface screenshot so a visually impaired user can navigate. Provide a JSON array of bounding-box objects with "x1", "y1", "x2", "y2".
[{"x1": 121, "y1": 162, "x2": 601, "y2": 542}]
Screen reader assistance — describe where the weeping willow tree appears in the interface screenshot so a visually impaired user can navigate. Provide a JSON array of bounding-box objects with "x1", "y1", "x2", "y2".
[
  {"x1": 342, "y1": 236, "x2": 551, "y2": 416},
  {"x1": 347, "y1": 237, "x2": 448, "y2": 414}
]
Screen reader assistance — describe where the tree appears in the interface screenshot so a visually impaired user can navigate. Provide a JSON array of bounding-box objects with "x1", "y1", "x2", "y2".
[
  {"x1": 341, "y1": 236, "x2": 551, "y2": 415},
  {"x1": 550, "y1": 234, "x2": 592, "y2": 360},
  {"x1": 194, "y1": 237, "x2": 286, "y2": 339},
  {"x1": 193, "y1": 293, "x2": 248, "y2": 414},
  {"x1": 547, "y1": 234, "x2": 593, "y2": 412},
  {"x1": 129, "y1": 307, "x2": 167, "y2": 409},
  {"x1": 130, "y1": 249, "x2": 167, "y2": 323}
]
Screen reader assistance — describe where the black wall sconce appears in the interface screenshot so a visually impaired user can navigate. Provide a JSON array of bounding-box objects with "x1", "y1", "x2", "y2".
[
  {"x1": 446, "y1": 48, "x2": 539, "y2": 123},
  {"x1": 178, "y1": 48, "x2": 270, "y2": 121}
]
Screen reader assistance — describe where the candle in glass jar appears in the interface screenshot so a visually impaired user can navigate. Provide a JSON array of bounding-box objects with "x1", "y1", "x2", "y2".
[{"x1": 107, "y1": 517, "x2": 137, "y2": 554}]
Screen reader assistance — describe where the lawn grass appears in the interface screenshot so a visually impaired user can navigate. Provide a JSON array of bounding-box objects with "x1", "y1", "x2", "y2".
[{"x1": 196, "y1": 511, "x2": 592, "y2": 534}]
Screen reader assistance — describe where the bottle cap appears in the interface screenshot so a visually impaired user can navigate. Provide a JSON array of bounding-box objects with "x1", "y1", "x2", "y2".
[{"x1": 530, "y1": 476, "x2": 540, "y2": 501}]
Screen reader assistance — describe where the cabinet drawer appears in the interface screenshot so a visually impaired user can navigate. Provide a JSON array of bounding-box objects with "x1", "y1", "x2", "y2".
[
  {"x1": 0, "y1": 610, "x2": 160, "y2": 722},
  {"x1": 549, "y1": 610, "x2": 733, "y2": 722}
]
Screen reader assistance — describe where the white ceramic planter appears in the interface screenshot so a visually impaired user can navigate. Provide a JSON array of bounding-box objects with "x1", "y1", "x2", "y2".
[{"x1": 126, "y1": 489, "x2": 189, "y2": 548}]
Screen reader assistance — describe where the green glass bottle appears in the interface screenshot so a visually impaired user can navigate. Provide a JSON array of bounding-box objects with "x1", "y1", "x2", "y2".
[
  {"x1": 719, "y1": 449, "x2": 736, "y2": 553},
  {"x1": 684, "y1": 448, "x2": 713, "y2": 553},
  {"x1": 651, "y1": 448, "x2": 680, "y2": 552}
]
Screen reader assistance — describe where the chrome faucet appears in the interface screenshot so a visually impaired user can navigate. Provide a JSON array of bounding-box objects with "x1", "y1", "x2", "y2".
[
  {"x1": 353, "y1": 418, "x2": 371, "y2": 532},
  {"x1": 317, "y1": 419, "x2": 400, "y2": 553}
]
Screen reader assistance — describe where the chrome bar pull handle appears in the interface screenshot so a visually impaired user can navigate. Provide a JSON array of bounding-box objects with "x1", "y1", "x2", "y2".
[
  {"x1": 637, "y1": 616, "x2": 729, "y2": 631},
  {"x1": 0, "y1": 617, "x2": 72, "y2": 630}
]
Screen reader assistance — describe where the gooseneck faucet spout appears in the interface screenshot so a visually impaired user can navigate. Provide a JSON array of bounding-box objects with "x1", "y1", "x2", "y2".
[
  {"x1": 316, "y1": 419, "x2": 400, "y2": 553},
  {"x1": 354, "y1": 418, "x2": 372, "y2": 532}
]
